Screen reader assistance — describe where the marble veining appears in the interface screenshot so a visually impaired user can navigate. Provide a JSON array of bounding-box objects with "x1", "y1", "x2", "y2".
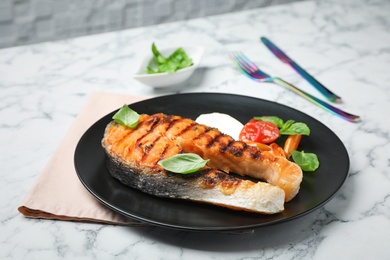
[{"x1": 1, "y1": 0, "x2": 390, "y2": 259}]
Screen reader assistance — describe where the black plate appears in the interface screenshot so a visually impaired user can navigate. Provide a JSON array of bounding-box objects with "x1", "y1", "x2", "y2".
[{"x1": 74, "y1": 93, "x2": 349, "y2": 231}]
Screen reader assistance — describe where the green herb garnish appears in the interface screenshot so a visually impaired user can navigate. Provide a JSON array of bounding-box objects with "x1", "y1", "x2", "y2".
[
  {"x1": 158, "y1": 153, "x2": 209, "y2": 174},
  {"x1": 280, "y1": 120, "x2": 310, "y2": 135},
  {"x1": 254, "y1": 116, "x2": 319, "y2": 171},
  {"x1": 112, "y1": 105, "x2": 140, "y2": 128},
  {"x1": 291, "y1": 150, "x2": 320, "y2": 171},
  {"x1": 254, "y1": 116, "x2": 310, "y2": 136},
  {"x1": 147, "y1": 43, "x2": 193, "y2": 74},
  {"x1": 254, "y1": 116, "x2": 284, "y2": 128}
]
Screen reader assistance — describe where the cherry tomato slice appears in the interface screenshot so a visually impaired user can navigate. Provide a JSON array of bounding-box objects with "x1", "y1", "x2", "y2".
[{"x1": 239, "y1": 119, "x2": 280, "y2": 144}]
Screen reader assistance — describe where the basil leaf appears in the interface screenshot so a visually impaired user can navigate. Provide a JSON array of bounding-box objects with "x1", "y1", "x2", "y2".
[
  {"x1": 151, "y1": 43, "x2": 166, "y2": 64},
  {"x1": 146, "y1": 66, "x2": 156, "y2": 74},
  {"x1": 282, "y1": 119, "x2": 294, "y2": 130},
  {"x1": 291, "y1": 150, "x2": 319, "y2": 171},
  {"x1": 158, "y1": 153, "x2": 209, "y2": 174},
  {"x1": 254, "y1": 116, "x2": 284, "y2": 128},
  {"x1": 159, "y1": 60, "x2": 178, "y2": 74},
  {"x1": 280, "y1": 122, "x2": 310, "y2": 135},
  {"x1": 112, "y1": 105, "x2": 140, "y2": 128},
  {"x1": 147, "y1": 43, "x2": 193, "y2": 74},
  {"x1": 169, "y1": 48, "x2": 192, "y2": 68},
  {"x1": 254, "y1": 116, "x2": 309, "y2": 135}
]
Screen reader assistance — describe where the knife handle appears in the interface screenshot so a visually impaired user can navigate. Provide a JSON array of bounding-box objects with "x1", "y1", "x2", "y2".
[
  {"x1": 272, "y1": 77, "x2": 360, "y2": 122},
  {"x1": 289, "y1": 61, "x2": 342, "y2": 103}
]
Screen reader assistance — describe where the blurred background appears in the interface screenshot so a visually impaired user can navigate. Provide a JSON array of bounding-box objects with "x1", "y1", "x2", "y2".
[{"x1": 0, "y1": 0, "x2": 303, "y2": 49}]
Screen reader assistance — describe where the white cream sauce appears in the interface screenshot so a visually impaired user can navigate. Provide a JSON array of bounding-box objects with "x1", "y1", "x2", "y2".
[{"x1": 195, "y1": 112, "x2": 244, "y2": 140}]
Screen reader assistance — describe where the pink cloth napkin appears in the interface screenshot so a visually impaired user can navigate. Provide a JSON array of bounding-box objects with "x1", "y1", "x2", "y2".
[{"x1": 18, "y1": 92, "x2": 148, "y2": 225}]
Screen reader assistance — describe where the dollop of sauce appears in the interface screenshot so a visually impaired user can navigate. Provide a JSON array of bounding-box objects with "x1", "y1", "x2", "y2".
[{"x1": 195, "y1": 112, "x2": 243, "y2": 140}]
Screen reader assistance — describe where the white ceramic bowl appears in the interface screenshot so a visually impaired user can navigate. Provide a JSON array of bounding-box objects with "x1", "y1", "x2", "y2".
[{"x1": 133, "y1": 46, "x2": 205, "y2": 88}]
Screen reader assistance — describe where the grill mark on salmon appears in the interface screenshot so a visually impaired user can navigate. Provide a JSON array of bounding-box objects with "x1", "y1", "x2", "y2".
[
  {"x1": 164, "y1": 117, "x2": 179, "y2": 132},
  {"x1": 193, "y1": 127, "x2": 216, "y2": 147},
  {"x1": 158, "y1": 144, "x2": 171, "y2": 162},
  {"x1": 223, "y1": 140, "x2": 239, "y2": 155},
  {"x1": 244, "y1": 144, "x2": 261, "y2": 160}
]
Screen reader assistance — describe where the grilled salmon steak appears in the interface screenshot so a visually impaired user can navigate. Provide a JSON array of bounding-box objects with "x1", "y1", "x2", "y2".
[
  {"x1": 102, "y1": 116, "x2": 285, "y2": 214},
  {"x1": 102, "y1": 112, "x2": 302, "y2": 213}
]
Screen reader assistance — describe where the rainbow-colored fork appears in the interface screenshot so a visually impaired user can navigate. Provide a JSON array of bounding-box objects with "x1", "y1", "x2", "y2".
[{"x1": 229, "y1": 52, "x2": 361, "y2": 123}]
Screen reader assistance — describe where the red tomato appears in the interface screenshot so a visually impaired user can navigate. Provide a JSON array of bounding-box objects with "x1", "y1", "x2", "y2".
[{"x1": 239, "y1": 119, "x2": 280, "y2": 144}]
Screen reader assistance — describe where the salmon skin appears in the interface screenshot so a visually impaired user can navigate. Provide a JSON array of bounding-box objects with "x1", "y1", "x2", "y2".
[
  {"x1": 106, "y1": 153, "x2": 285, "y2": 214},
  {"x1": 102, "y1": 114, "x2": 286, "y2": 214}
]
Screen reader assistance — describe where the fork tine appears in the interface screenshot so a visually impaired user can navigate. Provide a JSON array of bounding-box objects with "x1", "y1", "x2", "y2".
[
  {"x1": 232, "y1": 52, "x2": 271, "y2": 78},
  {"x1": 235, "y1": 52, "x2": 259, "y2": 72},
  {"x1": 229, "y1": 53, "x2": 252, "y2": 75},
  {"x1": 240, "y1": 53, "x2": 271, "y2": 78},
  {"x1": 232, "y1": 52, "x2": 254, "y2": 73}
]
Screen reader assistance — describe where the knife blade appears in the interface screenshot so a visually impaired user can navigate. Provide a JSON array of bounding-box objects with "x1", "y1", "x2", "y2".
[{"x1": 261, "y1": 37, "x2": 342, "y2": 103}]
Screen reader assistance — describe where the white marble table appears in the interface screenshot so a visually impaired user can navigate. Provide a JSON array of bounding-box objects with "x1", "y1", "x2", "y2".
[{"x1": 1, "y1": 0, "x2": 390, "y2": 258}]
